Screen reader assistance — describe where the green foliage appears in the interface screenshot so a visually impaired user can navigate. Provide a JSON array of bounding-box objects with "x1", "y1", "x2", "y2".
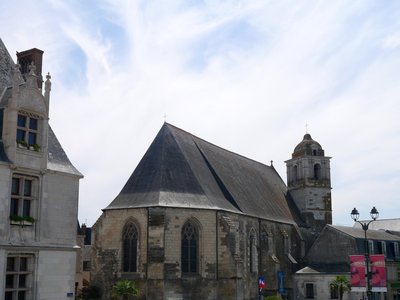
[
  {"x1": 32, "y1": 143, "x2": 41, "y2": 152},
  {"x1": 24, "y1": 216, "x2": 35, "y2": 223},
  {"x1": 330, "y1": 275, "x2": 351, "y2": 300},
  {"x1": 112, "y1": 280, "x2": 139, "y2": 300},
  {"x1": 17, "y1": 140, "x2": 27, "y2": 147},
  {"x1": 10, "y1": 215, "x2": 24, "y2": 222},
  {"x1": 9, "y1": 215, "x2": 35, "y2": 224}
]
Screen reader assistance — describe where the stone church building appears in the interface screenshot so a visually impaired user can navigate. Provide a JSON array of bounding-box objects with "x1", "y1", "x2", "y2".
[
  {"x1": 0, "y1": 40, "x2": 82, "y2": 299},
  {"x1": 91, "y1": 123, "x2": 332, "y2": 299}
]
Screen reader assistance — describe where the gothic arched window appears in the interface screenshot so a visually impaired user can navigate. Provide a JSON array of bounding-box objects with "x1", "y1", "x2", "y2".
[
  {"x1": 122, "y1": 222, "x2": 138, "y2": 272},
  {"x1": 181, "y1": 221, "x2": 198, "y2": 273},
  {"x1": 293, "y1": 165, "x2": 298, "y2": 182},
  {"x1": 249, "y1": 229, "x2": 257, "y2": 273},
  {"x1": 314, "y1": 163, "x2": 321, "y2": 180}
]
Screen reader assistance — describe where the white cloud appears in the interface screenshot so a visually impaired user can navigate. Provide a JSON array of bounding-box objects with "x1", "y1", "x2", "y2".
[
  {"x1": 1, "y1": 0, "x2": 400, "y2": 226},
  {"x1": 383, "y1": 32, "x2": 400, "y2": 49}
]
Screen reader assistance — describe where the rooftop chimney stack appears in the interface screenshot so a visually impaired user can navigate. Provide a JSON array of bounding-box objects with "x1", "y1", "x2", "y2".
[{"x1": 16, "y1": 48, "x2": 44, "y2": 89}]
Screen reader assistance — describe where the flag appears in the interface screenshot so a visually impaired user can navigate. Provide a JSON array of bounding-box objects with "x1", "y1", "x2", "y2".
[
  {"x1": 350, "y1": 255, "x2": 366, "y2": 292},
  {"x1": 370, "y1": 255, "x2": 387, "y2": 292},
  {"x1": 258, "y1": 277, "x2": 266, "y2": 289}
]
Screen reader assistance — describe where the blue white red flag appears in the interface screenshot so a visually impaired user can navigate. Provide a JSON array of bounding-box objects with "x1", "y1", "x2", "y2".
[{"x1": 258, "y1": 277, "x2": 266, "y2": 289}]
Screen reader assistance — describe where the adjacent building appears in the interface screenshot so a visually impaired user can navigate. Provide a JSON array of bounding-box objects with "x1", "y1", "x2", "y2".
[
  {"x1": 0, "y1": 39, "x2": 82, "y2": 300},
  {"x1": 75, "y1": 223, "x2": 92, "y2": 295},
  {"x1": 294, "y1": 225, "x2": 400, "y2": 300}
]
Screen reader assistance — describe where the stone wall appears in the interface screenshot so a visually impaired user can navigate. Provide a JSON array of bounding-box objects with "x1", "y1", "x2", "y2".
[{"x1": 91, "y1": 207, "x2": 302, "y2": 299}]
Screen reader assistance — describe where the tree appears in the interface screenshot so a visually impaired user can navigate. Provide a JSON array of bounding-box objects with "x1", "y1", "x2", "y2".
[
  {"x1": 112, "y1": 280, "x2": 139, "y2": 300},
  {"x1": 330, "y1": 275, "x2": 351, "y2": 300}
]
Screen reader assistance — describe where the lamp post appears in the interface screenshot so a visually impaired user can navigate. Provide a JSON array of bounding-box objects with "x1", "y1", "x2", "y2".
[{"x1": 350, "y1": 206, "x2": 379, "y2": 300}]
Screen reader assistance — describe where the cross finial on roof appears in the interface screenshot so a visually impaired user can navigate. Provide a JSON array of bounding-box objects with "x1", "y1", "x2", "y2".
[
  {"x1": 305, "y1": 122, "x2": 309, "y2": 133},
  {"x1": 163, "y1": 113, "x2": 167, "y2": 122}
]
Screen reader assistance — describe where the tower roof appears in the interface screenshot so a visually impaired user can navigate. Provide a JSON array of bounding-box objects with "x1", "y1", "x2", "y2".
[
  {"x1": 106, "y1": 123, "x2": 301, "y2": 224},
  {"x1": 292, "y1": 133, "x2": 324, "y2": 158}
]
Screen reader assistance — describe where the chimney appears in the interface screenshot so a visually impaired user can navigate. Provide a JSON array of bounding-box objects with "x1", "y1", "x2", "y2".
[{"x1": 16, "y1": 48, "x2": 44, "y2": 89}]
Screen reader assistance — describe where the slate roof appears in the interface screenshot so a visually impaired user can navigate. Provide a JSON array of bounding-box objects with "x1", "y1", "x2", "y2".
[
  {"x1": 354, "y1": 218, "x2": 400, "y2": 231},
  {"x1": 47, "y1": 126, "x2": 82, "y2": 176},
  {"x1": 106, "y1": 123, "x2": 300, "y2": 224},
  {"x1": 0, "y1": 39, "x2": 14, "y2": 92},
  {"x1": 331, "y1": 225, "x2": 400, "y2": 241}
]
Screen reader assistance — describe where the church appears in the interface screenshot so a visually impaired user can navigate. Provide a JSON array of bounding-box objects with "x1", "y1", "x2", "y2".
[{"x1": 91, "y1": 122, "x2": 332, "y2": 299}]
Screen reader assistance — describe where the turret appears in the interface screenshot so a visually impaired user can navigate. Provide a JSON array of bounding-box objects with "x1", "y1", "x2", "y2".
[{"x1": 286, "y1": 133, "x2": 332, "y2": 233}]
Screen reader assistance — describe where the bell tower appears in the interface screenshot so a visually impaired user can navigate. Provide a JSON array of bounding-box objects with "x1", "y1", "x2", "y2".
[{"x1": 285, "y1": 133, "x2": 332, "y2": 233}]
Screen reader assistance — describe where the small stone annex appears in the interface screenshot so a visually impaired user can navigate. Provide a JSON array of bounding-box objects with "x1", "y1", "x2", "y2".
[{"x1": 91, "y1": 122, "x2": 333, "y2": 300}]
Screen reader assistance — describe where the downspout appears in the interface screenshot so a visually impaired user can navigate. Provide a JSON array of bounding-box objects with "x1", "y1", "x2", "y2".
[
  {"x1": 146, "y1": 207, "x2": 149, "y2": 280},
  {"x1": 258, "y1": 218, "x2": 262, "y2": 275},
  {"x1": 216, "y1": 210, "x2": 219, "y2": 280}
]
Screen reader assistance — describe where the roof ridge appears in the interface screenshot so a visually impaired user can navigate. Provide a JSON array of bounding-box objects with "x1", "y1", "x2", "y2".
[
  {"x1": 164, "y1": 123, "x2": 273, "y2": 169},
  {"x1": 165, "y1": 124, "x2": 206, "y2": 194}
]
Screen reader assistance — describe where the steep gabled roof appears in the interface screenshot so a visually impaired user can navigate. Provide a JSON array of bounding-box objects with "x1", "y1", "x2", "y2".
[
  {"x1": 47, "y1": 126, "x2": 82, "y2": 176},
  {"x1": 106, "y1": 123, "x2": 299, "y2": 224}
]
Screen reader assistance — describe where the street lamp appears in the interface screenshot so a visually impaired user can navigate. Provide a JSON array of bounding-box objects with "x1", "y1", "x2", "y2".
[{"x1": 350, "y1": 206, "x2": 379, "y2": 300}]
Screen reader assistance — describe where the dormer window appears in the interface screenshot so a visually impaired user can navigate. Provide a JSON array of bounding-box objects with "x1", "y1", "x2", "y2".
[
  {"x1": 377, "y1": 241, "x2": 386, "y2": 255},
  {"x1": 16, "y1": 113, "x2": 40, "y2": 151},
  {"x1": 391, "y1": 242, "x2": 400, "y2": 258}
]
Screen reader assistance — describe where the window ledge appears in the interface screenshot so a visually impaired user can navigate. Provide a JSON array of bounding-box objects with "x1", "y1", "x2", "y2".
[
  {"x1": 16, "y1": 147, "x2": 42, "y2": 157},
  {"x1": 16, "y1": 143, "x2": 41, "y2": 153},
  {"x1": 10, "y1": 220, "x2": 35, "y2": 226},
  {"x1": 181, "y1": 273, "x2": 201, "y2": 280}
]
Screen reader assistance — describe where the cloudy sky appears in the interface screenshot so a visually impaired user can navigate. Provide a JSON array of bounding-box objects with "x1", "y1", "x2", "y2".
[{"x1": 1, "y1": 0, "x2": 399, "y2": 226}]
